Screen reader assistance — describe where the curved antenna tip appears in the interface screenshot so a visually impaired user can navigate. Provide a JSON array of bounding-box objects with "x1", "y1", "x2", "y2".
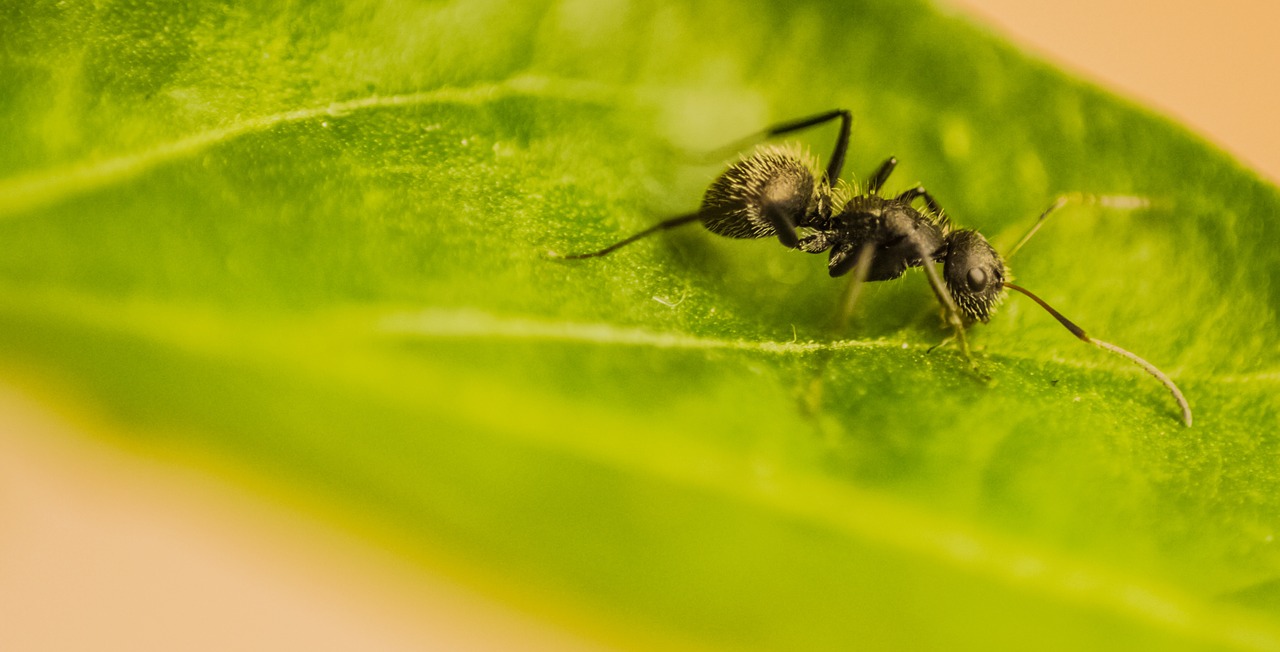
[
  {"x1": 1091, "y1": 338, "x2": 1193, "y2": 427},
  {"x1": 1005, "y1": 283, "x2": 1192, "y2": 427}
]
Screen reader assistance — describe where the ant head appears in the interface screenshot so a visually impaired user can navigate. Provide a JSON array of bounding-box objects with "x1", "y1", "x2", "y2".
[{"x1": 943, "y1": 229, "x2": 1005, "y2": 322}]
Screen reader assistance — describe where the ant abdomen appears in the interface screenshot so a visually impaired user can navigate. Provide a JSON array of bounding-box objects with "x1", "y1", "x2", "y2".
[{"x1": 699, "y1": 145, "x2": 829, "y2": 241}]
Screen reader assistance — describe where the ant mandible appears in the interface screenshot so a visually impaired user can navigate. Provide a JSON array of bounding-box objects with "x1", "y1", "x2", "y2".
[{"x1": 551, "y1": 110, "x2": 1191, "y2": 426}]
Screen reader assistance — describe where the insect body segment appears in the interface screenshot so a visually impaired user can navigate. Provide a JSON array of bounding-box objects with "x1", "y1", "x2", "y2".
[
  {"x1": 941, "y1": 229, "x2": 1006, "y2": 322},
  {"x1": 696, "y1": 138, "x2": 1006, "y2": 329},
  {"x1": 700, "y1": 145, "x2": 827, "y2": 243},
  {"x1": 554, "y1": 110, "x2": 1191, "y2": 426},
  {"x1": 826, "y1": 194, "x2": 945, "y2": 282}
]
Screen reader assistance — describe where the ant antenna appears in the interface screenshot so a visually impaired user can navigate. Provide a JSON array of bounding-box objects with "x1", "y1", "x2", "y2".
[
  {"x1": 1006, "y1": 193, "x2": 1154, "y2": 260},
  {"x1": 1004, "y1": 282, "x2": 1191, "y2": 427},
  {"x1": 1006, "y1": 196, "x2": 1068, "y2": 261},
  {"x1": 547, "y1": 212, "x2": 702, "y2": 259}
]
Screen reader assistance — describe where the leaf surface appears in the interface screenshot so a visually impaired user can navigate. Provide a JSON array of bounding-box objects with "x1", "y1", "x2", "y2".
[{"x1": 3, "y1": 0, "x2": 1279, "y2": 649}]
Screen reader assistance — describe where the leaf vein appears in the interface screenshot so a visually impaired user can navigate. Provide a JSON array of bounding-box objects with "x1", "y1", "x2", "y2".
[
  {"x1": 378, "y1": 308, "x2": 891, "y2": 354},
  {"x1": 0, "y1": 75, "x2": 617, "y2": 219}
]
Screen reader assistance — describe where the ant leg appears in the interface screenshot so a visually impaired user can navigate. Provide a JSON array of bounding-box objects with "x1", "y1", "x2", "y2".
[
  {"x1": 763, "y1": 202, "x2": 801, "y2": 249},
  {"x1": 915, "y1": 241, "x2": 974, "y2": 366},
  {"x1": 761, "y1": 109, "x2": 850, "y2": 138},
  {"x1": 867, "y1": 157, "x2": 898, "y2": 195},
  {"x1": 896, "y1": 185, "x2": 949, "y2": 225},
  {"x1": 762, "y1": 110, "x2": 852, "y2": 184},
  {"x1": 704, "y1": 109, "x2": 852, "y2": 184},
  {"x1": 834, "y1": 242, "x2": 876, "y2": 334},
  {"x1": 830, "y1": 235, "x2": 975, "y2": 365},
  {"x1": 895, "y1": 185, "x2": 941, "y2": 214},
  {"x1": 549, "y1": 212, "x2": 702, "y2": 259}
]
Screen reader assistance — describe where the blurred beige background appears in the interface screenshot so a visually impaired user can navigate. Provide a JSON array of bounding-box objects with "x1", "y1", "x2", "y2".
[
  {"x1": 2, "y1": 2, "x2": 1276, "y2": 651},
  {"x1": 950, "y1": 0, "x2": 1278, "y2": 181}
]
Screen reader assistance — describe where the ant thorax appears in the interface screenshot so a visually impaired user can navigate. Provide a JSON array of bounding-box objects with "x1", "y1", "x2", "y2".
[{"x1": 825, "y1": 195, "x2": 947, "y2": 281}]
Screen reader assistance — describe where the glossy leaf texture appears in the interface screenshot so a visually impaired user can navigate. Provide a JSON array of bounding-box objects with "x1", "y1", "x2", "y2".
[{"x1": 2, "y1": 0, "x2": 1279, "y2": 649}]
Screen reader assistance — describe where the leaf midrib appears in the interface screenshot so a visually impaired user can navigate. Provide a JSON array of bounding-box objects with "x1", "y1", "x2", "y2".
[
  {"x1": 6, "y1": 283, "x2": 1270, "y2": 386},
  {"x1": 2, "y1": 285, "x2": 1278, "y2": 650}
]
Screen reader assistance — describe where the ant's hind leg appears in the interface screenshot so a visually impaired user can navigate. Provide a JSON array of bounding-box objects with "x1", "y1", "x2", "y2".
[
  {"x1": 762, "y1": 202, "x2": 802, "y2": 249},
  {"x1": 762, "y1": 109, "x2": 852, "y2": 184},
  {"x1": 702, "y1": 110, "x2": 852, "y2": 184},
  {"x1": 549, "y1": 212, "x2": 702, "y2": 259}
]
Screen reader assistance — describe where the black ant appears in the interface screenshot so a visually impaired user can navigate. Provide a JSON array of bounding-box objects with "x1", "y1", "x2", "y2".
[{"x1": 550, "y1": 110, "x2": 1191, "y2": 426}]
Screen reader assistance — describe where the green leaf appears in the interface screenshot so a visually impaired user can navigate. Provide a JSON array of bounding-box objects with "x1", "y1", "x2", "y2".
[{"x1": 3, "y1": 0, "x2": 1279, "y2": 649}]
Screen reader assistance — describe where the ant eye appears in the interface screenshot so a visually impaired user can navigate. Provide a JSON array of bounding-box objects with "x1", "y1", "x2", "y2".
[{"x1": 966, "y1": 267, "x2": 987, "y2": 292}]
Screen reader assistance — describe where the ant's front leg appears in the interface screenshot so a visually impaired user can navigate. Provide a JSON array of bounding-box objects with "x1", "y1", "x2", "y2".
[{"x1": 913, "y1": 240, "x2": 976, "y2": 368}]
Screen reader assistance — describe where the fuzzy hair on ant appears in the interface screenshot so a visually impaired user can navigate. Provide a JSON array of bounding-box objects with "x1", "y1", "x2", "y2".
[{"x1": 550, "y1": 110, "x2": 1191, "y2": 426}]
